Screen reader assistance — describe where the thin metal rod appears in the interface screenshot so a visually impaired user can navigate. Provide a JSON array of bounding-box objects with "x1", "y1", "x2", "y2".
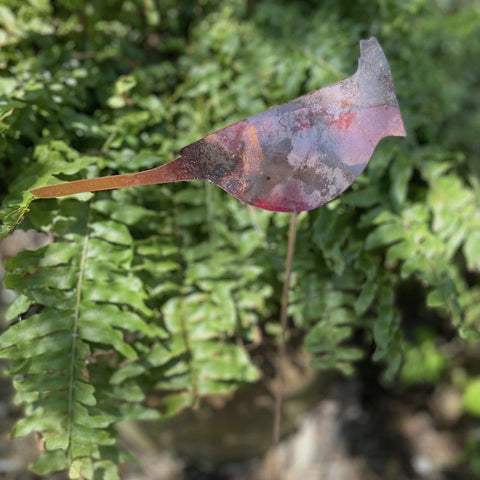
[{"x1": 273, "y1": 210, "x2": 298, "y2": 445}]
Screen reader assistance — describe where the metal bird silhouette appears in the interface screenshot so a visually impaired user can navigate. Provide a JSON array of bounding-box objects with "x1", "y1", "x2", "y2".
[{"x1": 31, "y1": 38, "x2": 406, "y2": 212}]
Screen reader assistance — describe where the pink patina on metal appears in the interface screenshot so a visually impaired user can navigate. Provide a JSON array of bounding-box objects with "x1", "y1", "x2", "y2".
[{"x1": 31, "y1": 38, "x2": 406, "y2": 212}]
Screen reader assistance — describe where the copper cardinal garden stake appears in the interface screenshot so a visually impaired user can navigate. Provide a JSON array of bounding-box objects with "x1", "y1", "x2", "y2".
[{"x1": 31, "y1": 38, "x2": 406, "y2": 211}]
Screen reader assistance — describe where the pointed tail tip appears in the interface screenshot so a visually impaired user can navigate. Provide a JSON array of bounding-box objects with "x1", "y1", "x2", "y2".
[{"x1": 360, "y1": 37, "x2": 379, "y2": 50}]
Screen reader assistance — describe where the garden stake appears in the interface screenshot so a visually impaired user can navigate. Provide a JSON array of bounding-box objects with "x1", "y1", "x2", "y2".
[
  {"x1": 30, "y1": 37, "x2": 405, "y2": 447},
  {"x1": 273, "y1": 209, "x2": 298, "y2": 445},
  {"x1": 31, "y1": 38, "x2": 405, "y2": 213}
]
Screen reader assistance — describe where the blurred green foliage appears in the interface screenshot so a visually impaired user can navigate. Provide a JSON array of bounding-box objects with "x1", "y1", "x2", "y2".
[
  {"x1": 464, "y1": 377, "x2": 480, "y2": 417},
  {"x1": 400, "y1": 326, "x2": 447, "y2": 385},
  {"x1": 1, "y1": 0, "x2": 480, "y2": 478}
]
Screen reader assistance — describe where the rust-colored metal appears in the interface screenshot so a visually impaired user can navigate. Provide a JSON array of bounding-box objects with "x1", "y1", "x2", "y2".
[{"x1": 31, "y1": 38, "x2": 406, "y2": 212}]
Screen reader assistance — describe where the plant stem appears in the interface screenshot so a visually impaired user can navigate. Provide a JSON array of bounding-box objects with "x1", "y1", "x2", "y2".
[{"x1": 67, "y1": 204, "x2": 91, "y2": 463}]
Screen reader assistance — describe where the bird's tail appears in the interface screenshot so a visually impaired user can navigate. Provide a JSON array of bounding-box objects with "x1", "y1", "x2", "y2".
[{"x1": 356, "y1": 37, "x2": 405, "y2": 122}]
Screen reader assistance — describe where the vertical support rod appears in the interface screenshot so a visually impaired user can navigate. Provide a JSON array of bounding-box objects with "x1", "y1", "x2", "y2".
[{"x1": 273, "y1": 211, "x2": 298, "y2": 445}]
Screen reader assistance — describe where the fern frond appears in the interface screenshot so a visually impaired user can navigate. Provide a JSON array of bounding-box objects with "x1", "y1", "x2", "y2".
[
  {"x1": 1, "y1": 171, "x2": 273, "y2": 477},
  {"x1": 109, "y1": 190, "x2": 268, "y2": 419},
  {"x1": 1, "y1": 197, "x2": 160, "y2": 478}
]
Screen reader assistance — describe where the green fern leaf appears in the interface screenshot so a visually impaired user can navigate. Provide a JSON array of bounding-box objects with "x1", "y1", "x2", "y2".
[{"x1": 0, "y1": 194, "x2": 163, "y2": 478}]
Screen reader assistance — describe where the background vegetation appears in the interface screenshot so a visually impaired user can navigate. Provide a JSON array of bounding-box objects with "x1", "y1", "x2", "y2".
[{"x1": 1, "y1": 0, "x2": 480, "y2": 478}]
